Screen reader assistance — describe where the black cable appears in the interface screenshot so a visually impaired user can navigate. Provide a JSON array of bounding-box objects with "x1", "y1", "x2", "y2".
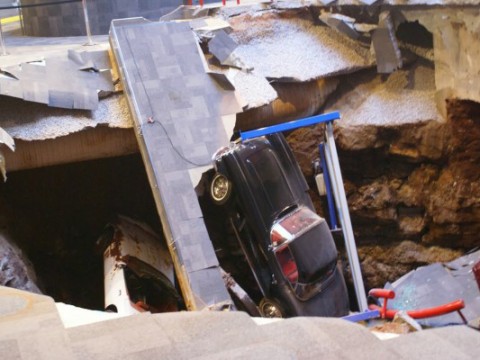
[
  {"x1": 0, "y1": 0, "x2": 81, "y2": 11},
  {"x1": 124, "y1": 33, "x2": 210, "y2": 168}
]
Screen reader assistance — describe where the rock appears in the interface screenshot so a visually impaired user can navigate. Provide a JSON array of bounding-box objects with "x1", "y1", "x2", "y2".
[{"x1": 0, "y1": 232, "x2": 42, "y2": 294}]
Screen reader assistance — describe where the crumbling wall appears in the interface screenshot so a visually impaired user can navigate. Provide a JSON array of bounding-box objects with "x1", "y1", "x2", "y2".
[
  {"x1": 223, "y1": 4, "x2": 480, "y2": 290},
  {"x1": 287, "y1": 99, "x2": 480, "y2": 289}
]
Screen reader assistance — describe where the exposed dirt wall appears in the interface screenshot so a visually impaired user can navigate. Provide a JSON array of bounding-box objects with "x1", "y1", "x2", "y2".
[{"x1": 287, "y1": 99, "x2": 480, "y2": 288}]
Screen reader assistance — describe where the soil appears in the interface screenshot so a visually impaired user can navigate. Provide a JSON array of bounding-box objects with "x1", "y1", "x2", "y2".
[{"x1": 286, "y1": 99, "x2": 480, "y2": 289}]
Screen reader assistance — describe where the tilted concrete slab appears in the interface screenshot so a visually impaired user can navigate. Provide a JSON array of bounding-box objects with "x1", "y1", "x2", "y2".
[
  {"x1": 109, "y1": 18, "x2": 237, "y2": 310},
  {"x1": 228, "y1": 10, "x2": 374, "y2": 82},
  {"x1": 323, "y1": 60, "x2": 442, "y2": 150}
]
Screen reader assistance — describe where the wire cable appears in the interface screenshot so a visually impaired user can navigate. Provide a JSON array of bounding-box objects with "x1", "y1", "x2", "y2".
[{"x1": 124, "y1": 32, "x2": 211, "y2": 168}]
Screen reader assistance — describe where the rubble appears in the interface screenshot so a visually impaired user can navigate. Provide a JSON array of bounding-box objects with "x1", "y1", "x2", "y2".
[
  {"x1": 0, "y1": 233, "x2": 41, "y2": 294},
  {"x1": 383, "y1": 250, "x2": 480, "y2": 327},
  {"x1": 358, "y1": 241, "x2": 463, "y2": 288},
  {"x1": 0, "y1": 0, "x2": 479, "y2": 335},
  {"x1": 0, "y1": 37, "x2": 115, "y2": 110}
]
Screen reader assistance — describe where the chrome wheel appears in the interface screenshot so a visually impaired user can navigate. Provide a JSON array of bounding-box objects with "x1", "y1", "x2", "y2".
[
  {"x1": 210, "y1": 173, "x2": 231, "y2": 204},
  {"x1": 259, "y1": 298, "x2": 284, "y2": 318}
]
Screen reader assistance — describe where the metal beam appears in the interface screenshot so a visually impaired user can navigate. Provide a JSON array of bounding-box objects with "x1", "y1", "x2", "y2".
[
  {"x1": 240, "y1": 112, "x2": 340, "y2": 141},
  {"x1": 324, "y1": 121, "x2": 368, "y2": 312}
]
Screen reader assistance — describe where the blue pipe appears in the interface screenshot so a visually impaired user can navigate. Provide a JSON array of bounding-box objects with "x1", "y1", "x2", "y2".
[{"x1": 240, "y1": 112, "x2": 340, "y2": 141}]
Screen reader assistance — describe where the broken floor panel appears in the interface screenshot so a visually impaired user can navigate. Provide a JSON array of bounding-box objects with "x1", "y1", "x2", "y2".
[
  {"x1": 323, "y1": 60, "x2": 442, "y2": 151},
  {"x1": 228, "y1": 9, "x2": 373, "y2": 82},
  {"x1": 385, "y1": 250, "x2": 480, "y2": 327},
  {"x1": 110, "y1": 18, "x2": 236, "y2": 310},
  {"x1": 0, "y1": 36, "x2": 114, "y2": 110},
  {"x1": 0, "y1": 94, "x2": 132, "y2": 141}
]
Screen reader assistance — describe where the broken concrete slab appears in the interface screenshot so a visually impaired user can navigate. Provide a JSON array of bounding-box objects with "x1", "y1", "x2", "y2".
[
  {"x1": 0, "y1": 94, "x2": 132, "y2": 141},
  {"x1": 206, "y1": 57, "x2": 277, "y2": 110},
  {"x1": 319, "y1": 11, "x2": 360, "y2": 40},
  {"x1": 384, "y1": 250, "x2": 480, "y2": 327},
  {"x1": 0, "y1": 36, "x2": 113, "y2": 110},
  {"x1": 208, "y1": 30, "x2": 239, "y2": 64},
  {"x1": 237, "y1": 77, "x2": 339, "y2": 128},
  {"x1": 0, "y1": 127, "x2": 14, "y2": 151},
  {"x1": 324, "y1": 60, "x2": 442, "y2": 150},
  {"x1": 372, "y1": 11, "x2": 403, "y2": 73},
  {"x1": 228, "y1": 9, "x2": 373, "y2": 81},
  {"x1": 227, "y1": 68, "x2": 277, "y2": 109},
  {"x1": 110, "y1": 18, "x2": 236, "y2": 311},
  {"x1": 191, "y1": 17, "x2": 232, "y2": 33},
  {"x1": 0, "y1": 35, "x2": 109, "y2": 69},
  {"x1": 431, "y1": 9, "x2": 480, "y2": 104}
]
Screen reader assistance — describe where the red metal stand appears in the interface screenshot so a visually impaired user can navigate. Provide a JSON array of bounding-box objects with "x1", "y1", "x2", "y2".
[{"x1": 368, "y1": 288, "x2": 467, "y2": 324}]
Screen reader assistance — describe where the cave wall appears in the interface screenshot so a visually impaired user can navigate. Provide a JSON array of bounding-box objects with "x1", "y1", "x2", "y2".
[
  {"x1": 227, "y1": 5, "x2": 480, "y2": 291},
  {"x1": 286, "y1": 99, "x2": 480, "y2": 289}
]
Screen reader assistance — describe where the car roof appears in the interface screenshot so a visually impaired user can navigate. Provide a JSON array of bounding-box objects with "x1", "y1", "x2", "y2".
[{"x1": 221, "y1": 134, "x2": 312, "y2": 230}]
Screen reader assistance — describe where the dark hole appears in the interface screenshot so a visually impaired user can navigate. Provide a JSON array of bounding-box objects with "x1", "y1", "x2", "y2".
[
  {"x1": 0, "y1": 154, "x2": 162, "y2": 310},
  {"x1": 396, "y1": 21, "x2": 433, "y2": 49}
]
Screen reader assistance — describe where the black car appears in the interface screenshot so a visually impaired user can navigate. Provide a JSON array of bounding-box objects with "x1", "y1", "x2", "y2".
[{"x1": 209, "y1": 133, "x2": 349, "y2": 318}]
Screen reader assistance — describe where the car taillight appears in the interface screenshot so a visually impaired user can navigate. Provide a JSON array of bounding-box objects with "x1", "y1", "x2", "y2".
[{"x1": 275, "y1": 247, "x2": 298, "y2": 284}]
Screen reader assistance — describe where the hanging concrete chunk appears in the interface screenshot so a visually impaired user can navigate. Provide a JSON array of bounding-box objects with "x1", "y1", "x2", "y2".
[
  {"x1": 319, "y1": 11, "x2": 360, "y2": 40},
  {"x1": 372, "y1": 11, "x2": 403, "y2": 74},
  {"x1": 209, "y1": 30, "x2": 251, "y2": 70},
  {"x1": 209, "y1": 30, "x2": 239, "y2": 64},
  {"x1": 0, "y1": 127, "x2": 14, "y2": 152}
]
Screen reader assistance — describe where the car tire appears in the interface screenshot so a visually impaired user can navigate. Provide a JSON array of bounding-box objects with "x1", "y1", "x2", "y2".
[
  {"x1": 259, "y1": 298, "x2": 285, "y2": 318},
  {"x1": 210, "y1": 173, "x2": 232, "y2": 205}
]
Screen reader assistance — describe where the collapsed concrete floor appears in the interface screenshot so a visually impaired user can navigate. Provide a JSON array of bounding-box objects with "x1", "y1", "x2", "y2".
[
  {"x1": 0, "y1": 1, "x2": 479, "y2": 319},
  {"x1": 221, "y1": 5, "x2": 480, "y2": 291}
]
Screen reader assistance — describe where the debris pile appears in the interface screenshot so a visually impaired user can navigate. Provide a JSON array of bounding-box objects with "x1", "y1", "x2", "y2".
[
  {"x1": 188, "y1": 3, "x2": 480, "y2": 290},
  {"x1": 0, "y1": 1, "x2": 479, "y2": 322}
]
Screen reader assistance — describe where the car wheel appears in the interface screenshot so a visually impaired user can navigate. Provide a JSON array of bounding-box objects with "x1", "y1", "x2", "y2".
[
  {"x1": 259, "y1": 298, "x2": 285, "y2": 318},
  {"x1": 210, "y1": 173, "x2": 232, "y2": 205}
]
